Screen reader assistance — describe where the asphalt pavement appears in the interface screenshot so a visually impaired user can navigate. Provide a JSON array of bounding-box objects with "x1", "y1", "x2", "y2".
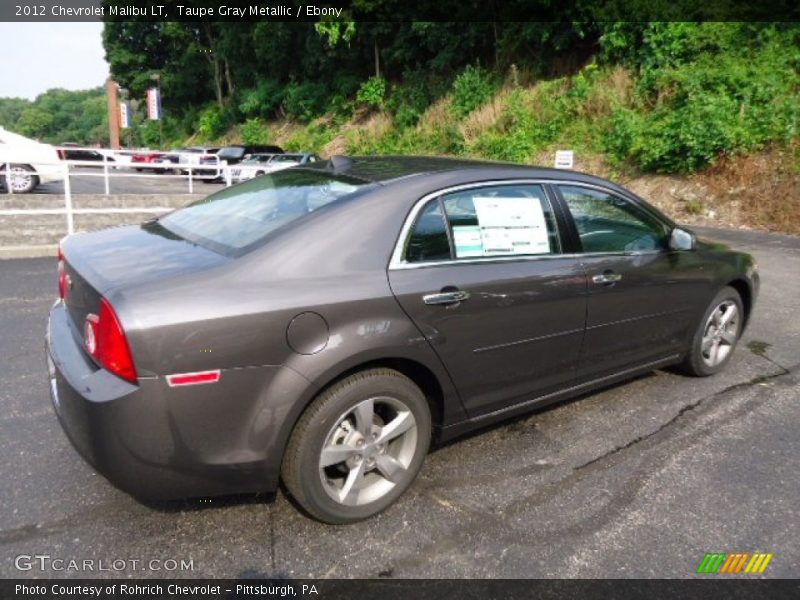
[
  {"x1": 0, "y1": 227, "x2": 797, "y2": 579},
  {"x1": 33, "y1": 167, "x2": 227, "y2": 196}
]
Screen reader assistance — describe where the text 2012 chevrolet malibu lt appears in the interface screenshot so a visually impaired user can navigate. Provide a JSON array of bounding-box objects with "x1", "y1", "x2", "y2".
[{"x1": 46, "y1": 156, "x2": 759, "y2": 523}]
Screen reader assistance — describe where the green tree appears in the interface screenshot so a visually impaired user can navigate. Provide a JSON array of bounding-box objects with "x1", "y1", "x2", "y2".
[{"x1": 17, "y1": 107, "x2": 54, "y2": 139}]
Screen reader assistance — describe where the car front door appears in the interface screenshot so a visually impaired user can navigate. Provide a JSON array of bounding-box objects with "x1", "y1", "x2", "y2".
[
  {"x1": 556, "y1": 184, "x2": 709, "y2": 379},
  {"x1": 388, "y1": 183, "x2": 587, "y2": 418}
]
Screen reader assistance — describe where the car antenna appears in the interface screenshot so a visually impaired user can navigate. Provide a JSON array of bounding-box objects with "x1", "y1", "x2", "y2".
[{"x1": 328, "y1": 155, "x2": 353, "y2": 172}]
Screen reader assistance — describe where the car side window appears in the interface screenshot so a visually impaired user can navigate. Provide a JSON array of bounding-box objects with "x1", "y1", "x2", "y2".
[
  {"x1": 405, "y1": 200, "x2": 451, "y2": 263},
  {"x1": 559, "y1": 185, "x2": 669, "y2": 253},
  {"x1": 442, "y1": 185, "x2": 560, "y2": 258}
]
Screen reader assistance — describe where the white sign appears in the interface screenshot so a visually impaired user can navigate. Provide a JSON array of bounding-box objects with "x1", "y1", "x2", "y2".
[
  {"x1": 452, "y1": 196, "x2": 550, "y2": 258},
  {"x1": 119, "y1": 102, "x2": 131, "y2": 129},
  {"x1": 146, "y1": 87, "x2": 161, "y2": 120},
  {"x1": 554, "y1": 150, "x2": 574, "y2": 169}
]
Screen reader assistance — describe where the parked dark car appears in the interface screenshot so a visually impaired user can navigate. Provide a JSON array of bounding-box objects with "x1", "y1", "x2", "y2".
[
  {"x1": 57, "y1": 144, "x2": 115, "y2": 165},
  {"x1": 46, "y1": 156, "x2": 758, "y2": 523},
  {"x1": 199, "y1": 144, "x2": 285, "y2": 181}
]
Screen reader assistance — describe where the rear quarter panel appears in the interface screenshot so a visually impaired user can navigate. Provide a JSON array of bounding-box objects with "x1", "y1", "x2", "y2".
[{"x1": 115, "y1": 178, "x2": 471, "y2": 427}]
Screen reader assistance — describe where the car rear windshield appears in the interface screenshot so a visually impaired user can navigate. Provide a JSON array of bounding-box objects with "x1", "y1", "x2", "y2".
[
  {"x1": 158, "y1": 169, "x2": 368, "y2": 256},
  {"x1": 217, "y1": 146, "x2": 246, "y2": 160}
]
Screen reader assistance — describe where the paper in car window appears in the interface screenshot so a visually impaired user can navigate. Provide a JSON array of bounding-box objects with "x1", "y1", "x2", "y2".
[
  {"x1": 456, "y1": 196, "x2": 550, "y2": 257},
  {"x1": 453, "y1": 225, "x2": 484, "y2": 257}
]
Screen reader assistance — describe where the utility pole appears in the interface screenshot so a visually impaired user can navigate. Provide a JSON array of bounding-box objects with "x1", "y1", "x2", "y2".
[{"x1": 105, "y1": 79, "x2": 121, "y2": 149}]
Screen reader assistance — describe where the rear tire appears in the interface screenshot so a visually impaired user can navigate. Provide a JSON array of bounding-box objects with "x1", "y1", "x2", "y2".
[
  {"x1": 281, "y1": 368, "x2": 431, "y2": 524},
  {"x1": 680, "y1": 286, "x2": 744, "y2": 377},
  {"x1": 1, "y1": 164, "x2": 39, "y2": 193}
]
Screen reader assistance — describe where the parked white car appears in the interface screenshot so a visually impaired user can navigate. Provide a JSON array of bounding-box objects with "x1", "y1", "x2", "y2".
[
  {"x1": 262, "y1": 153, "x2": 319, "y2": 173},
  {"x1": 0, "y1": 127, "x2": 65, "y2": 193},
  {"x1": 229, "y1": 153, "x2": 278, "y2": 181}
]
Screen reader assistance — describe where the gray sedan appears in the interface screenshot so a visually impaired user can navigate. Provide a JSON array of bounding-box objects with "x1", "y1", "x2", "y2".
[{"x1": 46, "y1": 156, "x2": 758, "y2": 523}]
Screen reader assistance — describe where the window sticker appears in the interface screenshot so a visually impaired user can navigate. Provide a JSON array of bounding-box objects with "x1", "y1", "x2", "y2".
[
  {"x1": 461, "y1": 196, "x2": 550, "y2": 257},
  {"x1": 452, "y1": 225, "x2": 484, "y2": 257}
]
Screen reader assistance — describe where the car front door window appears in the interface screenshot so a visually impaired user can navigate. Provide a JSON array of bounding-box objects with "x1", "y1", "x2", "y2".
[{"x1": 559, "y1": 186, "x2": 668, "y2": 253}]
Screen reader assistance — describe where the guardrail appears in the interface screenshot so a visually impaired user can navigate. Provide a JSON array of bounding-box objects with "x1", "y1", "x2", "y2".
[{"x1": 1, "y1": 149, "x2": 232, "y2": 235}]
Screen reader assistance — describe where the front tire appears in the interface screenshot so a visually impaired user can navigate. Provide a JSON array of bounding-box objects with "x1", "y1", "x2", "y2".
[
  {"x1": 1, "y1": 164, "x2": 39, "y2": 193},
  {"x1": 681, "y1": 286, "x2": 744, "y2": 376},
  {"x1": 281, "y1": 368, "x2": 431, "y2": 524}
]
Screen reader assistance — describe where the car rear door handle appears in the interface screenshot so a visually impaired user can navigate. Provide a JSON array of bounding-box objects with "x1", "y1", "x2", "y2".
[
  {"x1": 592, "y1": 272, "x2": 622, "y2": 284},
  {"x1": 422, "y1": 290, "x2": 470, "y2": 306}
]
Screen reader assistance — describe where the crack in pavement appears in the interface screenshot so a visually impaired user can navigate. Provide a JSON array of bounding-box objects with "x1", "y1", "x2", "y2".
[
  {"x1": 378, "y1": 358, "x2": 797, "y2": 576},
  {"x1": 575, "y1": 358, "x2": 792, "y2": 472}
]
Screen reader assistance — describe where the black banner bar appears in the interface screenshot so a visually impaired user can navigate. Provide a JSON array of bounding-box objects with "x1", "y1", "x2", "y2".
[
  {"x1": 3, "y1": 579, "x2": 800, "y2": 600},
  {"x1": 2, "y1": 0, "x2": 799, "y2": 22}
]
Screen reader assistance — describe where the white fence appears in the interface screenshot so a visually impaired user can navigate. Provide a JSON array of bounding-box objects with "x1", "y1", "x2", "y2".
[{"x1": 1, "y1": 147, "x2": 233, "y2": 235}]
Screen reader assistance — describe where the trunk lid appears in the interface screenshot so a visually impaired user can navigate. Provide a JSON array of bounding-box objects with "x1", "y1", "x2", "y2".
[{"x1": 61, "y1": 221, "x2": 229, "y2": 332}]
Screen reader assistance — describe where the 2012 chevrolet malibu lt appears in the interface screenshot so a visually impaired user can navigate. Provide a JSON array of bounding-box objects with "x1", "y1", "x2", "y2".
[{"x1": 46, "y1": 156, "x2": 759, "y2": 523}]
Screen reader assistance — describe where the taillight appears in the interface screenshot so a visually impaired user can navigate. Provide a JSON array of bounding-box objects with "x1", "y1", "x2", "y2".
[
  {"x1": 56, "y1": 149, "x2": 65, "y2": 160},
  {"x1": 83, "y1": 298, "x2": 137, "y2": 383},
  {"x1": 57, "y1": 245, "x2": 67, "y2": 300}
]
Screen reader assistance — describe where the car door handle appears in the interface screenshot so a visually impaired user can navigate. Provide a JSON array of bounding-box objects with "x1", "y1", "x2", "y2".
[
  {"x1": 592, "y1": 272, "x2": 622, "y2": 284},
  {"x1": 422, "y1": 290, "x2": 470, "y2": 305}
]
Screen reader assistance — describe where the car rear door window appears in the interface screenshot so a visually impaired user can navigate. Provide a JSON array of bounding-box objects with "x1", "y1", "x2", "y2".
[
  {"x1": 405, "y1": 199, "x2": 452, "y2": 263},
  {"x1": 403, "y1": 184, "x2": 560, "y2": 264},
  {"x1": 443, "y1": 185, "x2": 560, "y2": 258},
  {"x1": 559, "y1": 185, "x2": 669, "y2": 253}
]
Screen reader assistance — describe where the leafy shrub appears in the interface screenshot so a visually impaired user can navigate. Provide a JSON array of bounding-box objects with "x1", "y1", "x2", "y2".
[
  {"x1": 196, "y1": 104, "x2": 228, "y2": 141},
  {"x1": 355, "y1": 76, "x2": 387, "y2": 110},
  {"x1": 329, "y1": 74, "x2": 361, "y2": 119},
  {"x1": 450, "y1": 65, "x2": 495, "y2": 119},
  {"x1": 138, "y1": 120, "x2": 162, "y2": 147},
  {"x1": 388, "y1": 78, "x2": 433, "y2": 128},
  {"x1": 283, "y1": 82, "x2": 328, "y2": 122},
  {"x1": 605, "y1": 37, "x2": 800, "y2": 172},
  {"x1": 283, "y1": 123, "x2": 336, "y2": 152},
  {"x1": 238, "y1": 80, "x2": 283, "y2": 118},
  {"x1": 239, "y1": 118, "x2": 270, "y2": 145}
]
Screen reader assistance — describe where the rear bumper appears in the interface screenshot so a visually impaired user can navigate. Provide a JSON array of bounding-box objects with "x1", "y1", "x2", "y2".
[{"x1": 46, "y1": 301, "x2": 308, "y2": 500}]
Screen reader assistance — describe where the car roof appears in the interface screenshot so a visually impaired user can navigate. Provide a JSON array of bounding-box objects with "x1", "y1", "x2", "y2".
[{"x1": 305, "y1": 155, "x2": 615, "y2": 188}]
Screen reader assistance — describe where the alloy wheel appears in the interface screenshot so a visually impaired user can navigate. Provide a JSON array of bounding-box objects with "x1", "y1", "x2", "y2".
[
  {"x1": 319, "y1": 396, "x2": 418, "y2": 507},
  {"x1": 701, "y1": 300, "x2": 739, "y2": 367}
]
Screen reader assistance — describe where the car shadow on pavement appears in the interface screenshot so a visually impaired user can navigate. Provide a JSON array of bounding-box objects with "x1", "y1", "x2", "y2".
[{"x1": 141, "y1": 491, "x2": 277, "y2": 514}]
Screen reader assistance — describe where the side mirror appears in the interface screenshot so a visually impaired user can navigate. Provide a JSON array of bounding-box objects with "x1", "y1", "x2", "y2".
[{"x1": 669, "y1": 227, "x2": 696, "y2": 251}]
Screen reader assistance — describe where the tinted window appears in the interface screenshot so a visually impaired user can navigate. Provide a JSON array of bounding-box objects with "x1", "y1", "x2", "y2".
[
  {"x1": 443, "y1": 185, "x2": 560, "y2": 258},
  {"x1": 559, "y1": 185, "x2": 669, "y2": 253},
  {"x1": 405, "y1": 200, "x2": 451, "y2": 263},
  {"x1": 273, "y1": 155, "x2": 303, "y2": 163},
  {"x1": 159, "y1": 170, "x2": 367, "y2": 255},
  {"x1": 217, "y1": 147, "x2": 246, "y2": 160}
]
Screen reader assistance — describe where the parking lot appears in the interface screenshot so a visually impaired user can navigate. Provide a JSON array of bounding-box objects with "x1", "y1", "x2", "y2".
[
  {"x1": 0, "y1": 226, "x2": 797, "y2": 579},
  {"x1": 31, "y1": 167, "x2": 227, "y2": 196}
]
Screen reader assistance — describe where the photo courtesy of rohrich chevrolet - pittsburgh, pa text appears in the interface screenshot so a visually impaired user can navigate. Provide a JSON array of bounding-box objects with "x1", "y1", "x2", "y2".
[{"x1": 0, "y1": 0, "x2": 798, "y2": 598}]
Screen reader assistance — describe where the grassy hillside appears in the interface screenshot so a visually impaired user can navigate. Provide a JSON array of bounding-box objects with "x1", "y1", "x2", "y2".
[{"x1": 202, "y1": 26, "x2": 799, "y2": 234}]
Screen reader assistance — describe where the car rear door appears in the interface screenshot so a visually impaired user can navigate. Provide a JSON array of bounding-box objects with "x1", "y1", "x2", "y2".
[
  {"x1": 388, "y1": 182, "x2": 587, "y2": 418},
  {"x1": 554, "y1": 184, "x2": 710, "y2": 379}
]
